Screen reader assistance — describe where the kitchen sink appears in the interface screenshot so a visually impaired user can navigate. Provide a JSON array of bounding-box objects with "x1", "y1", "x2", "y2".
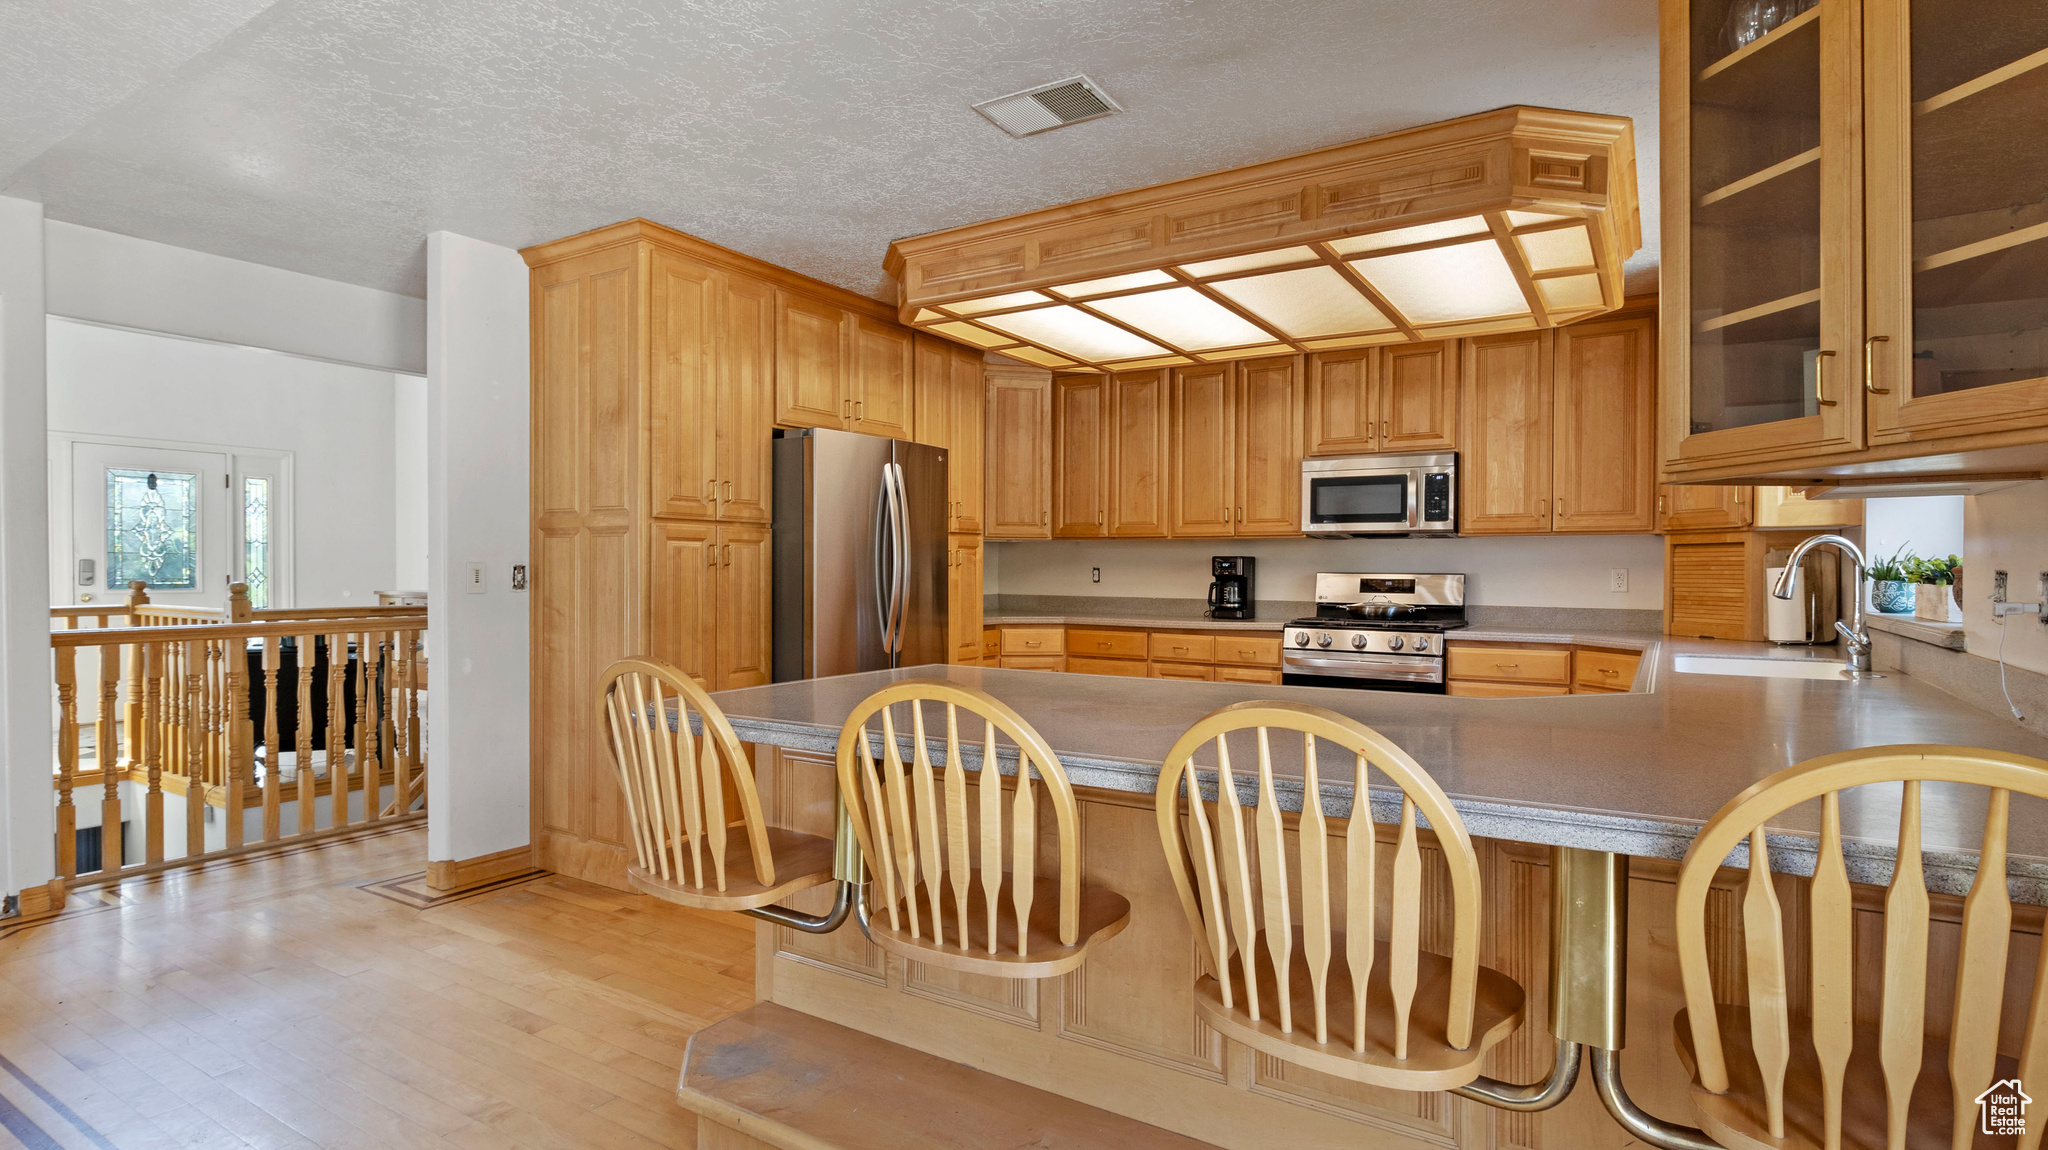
[{"x1": 1671, "y1": 654, "x2": 1875, "y2": 680}]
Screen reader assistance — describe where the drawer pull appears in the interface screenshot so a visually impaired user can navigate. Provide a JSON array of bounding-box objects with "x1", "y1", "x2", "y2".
[
  {"x1": 1025, "y1": 641, "x2": 1043, "y2": 648},
  {"x1": 1173, "y1": 646, "x2": 1189, "y2": 653},
  {"x1": 1239, "y1": 649, "x2": 1255, "y2": 657},
  {"x1": 1496, "y1": 663, "x2": 1519, "y2": 669},
  {"x1": 1598, "y1": 667, "x2": 1619, "y2": 676},
  {"x1": 1097, "y1": 642, "x2": 1111, "y2": 650}
]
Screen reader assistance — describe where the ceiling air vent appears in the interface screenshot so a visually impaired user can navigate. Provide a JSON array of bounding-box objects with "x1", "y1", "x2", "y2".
[{"x1": 973, "y1": 76, "x2": 1122, "y2": 138}]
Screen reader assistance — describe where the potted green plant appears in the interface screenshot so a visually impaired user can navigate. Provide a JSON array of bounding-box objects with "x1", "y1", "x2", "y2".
[
  {"x1": 1903, "y1": 553, "x2": 1961, "y2": 622},
  {"x1": 1866, "y1": 544, "x2": 1914, "y2": 614}
]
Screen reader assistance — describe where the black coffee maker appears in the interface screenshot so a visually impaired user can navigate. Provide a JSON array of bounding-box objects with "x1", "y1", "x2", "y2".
[{"x1": 1207, "y1": 556, "x2": 1256, "y2": 620}]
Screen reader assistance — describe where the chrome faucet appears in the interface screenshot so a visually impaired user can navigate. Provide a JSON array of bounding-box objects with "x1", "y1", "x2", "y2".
[{"x1": 1772, "y1": 533, "x2": 1872, "y2": 673}]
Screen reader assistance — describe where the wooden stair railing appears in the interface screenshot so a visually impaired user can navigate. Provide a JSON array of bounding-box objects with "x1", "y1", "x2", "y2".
[{"x1": 50, "y1": 593, "x2": 428, "y2": 886}]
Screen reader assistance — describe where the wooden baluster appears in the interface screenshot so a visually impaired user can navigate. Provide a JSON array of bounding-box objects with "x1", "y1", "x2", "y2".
[
  {"x1": 1949, "y1": 788, "x2": 2012, "y2": 1150},
  {"x1": 1389, "y1": 796, "x2": 1420, "y2": 1061},
  {"x1": 942, "y1": 704, "x2": 971, "y2": 950},
  {"x1": 379, "y1": 630, "x2": 398, "y2": 816},
  {"x1": 909, "y1": 702, "x2": 946, "y2": 942},
  {"x1": 222, "y1": 639, "x2": 248, "y2": 850},
  {"x1": 1347, "y1": 752, "x2": 1376, "y2": 1053},
  {"x1": 261, "y1": 636, "x2": 281, "y2": 840},
  {"x1": 408, "y1": 629, "x2": 424, "y2": 807},
  {"x1": 1742, "y1": 827, "x2": 1791, "y2": 1139},
  {"x1": 97, "y1": 639, "x2": 122, "y2": 874},
  {"x1": 1213, "y1": 735, "x2": 1260, "y2": 1021},
  {"x1": 1010, "y1": 748, "x2": 1035, "y2": 957},
  {"x1": 54, "y1": 646, "x2": 78, "y2": 882},
  {"x1": 1298, "y1": 733, "x2": 1332, "y2": 1044},
  {"x1": 202, "y1": 642, "x2": 217, "y2": 786},
  {"x1": 878, "y1": 706, "x2": 922, "y2": 940},
  {"x1": 1253, "y1": 728, "x2": 1293, "y2": 1032},
  {"x1": 390, "y1": 631, "x2": 412, "y2": 818},
  {"x1": 123, "y1": 630, "x2": 145, "y2": 769},
  {"x1": 143, "y1": 642, "x2": 164, "y2": 864},
  {"x1": 1880, "y1": 780, "x2": 1930, "y2": 1150},
  {"x1": 977, "y1": 719, "x2": 1001, "y2": 953},
  {"x1": 328, "y1": 633, "x2": 349, "y2": 829},
  {"x1": 856, "y1": 723, "x2": 900, "y2": 931},
  {"x1": 1811, "y1": 791, "x2": 1853, "y2": 1150},
  {"x1": 184, "y1": 638, "x2": 205, "y2": 858},
  {"x1": 1178, "y1": 761, "x2": 1233, "y2": 1007},
  {"x1": 295, "y1": 638, "x2": 314, "y2": 834},
  {"x1": 359, "y1": 632, "x2": 381, "y2": 823}
]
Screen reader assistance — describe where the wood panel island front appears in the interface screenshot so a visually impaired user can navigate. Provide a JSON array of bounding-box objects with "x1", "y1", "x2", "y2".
[{"x1": 682, "y1": 643, "x2": 2048, "y2": 1150}]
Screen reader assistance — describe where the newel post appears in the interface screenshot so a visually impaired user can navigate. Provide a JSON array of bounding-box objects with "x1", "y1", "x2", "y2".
[{"x1": 227, "y1": 582, "x2": 253, "y2": 623}]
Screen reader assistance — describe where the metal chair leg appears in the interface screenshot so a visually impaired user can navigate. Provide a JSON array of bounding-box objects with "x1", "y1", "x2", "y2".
[
  {"x1": 1591, "y1": 1049, "x2": 1719, "y2": 1150},
  {"x1": 742, "y1": 798, "x2": 864, "y2": 935},
  {"x1": 1450, "y1": 1039, "x2": 1582, "y2": 1111}
]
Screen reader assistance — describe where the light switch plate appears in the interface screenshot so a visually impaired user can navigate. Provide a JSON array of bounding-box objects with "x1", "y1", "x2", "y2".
[
  {"x1": 465, "y1": 562, "x2": 486, "y2": 594},
  {"x1": 512, "y1": 564, "x2": 528, "y2": 591}
]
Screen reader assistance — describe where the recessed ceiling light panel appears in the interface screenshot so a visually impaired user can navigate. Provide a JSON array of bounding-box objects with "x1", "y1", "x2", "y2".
[{"x1": 973, "y1": 76, "x2": 1122, "y2": 138}]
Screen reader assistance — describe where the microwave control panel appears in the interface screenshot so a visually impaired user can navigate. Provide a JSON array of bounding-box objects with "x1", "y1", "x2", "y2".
[{"x1": 1422, "y1": 472, "x2": 1452, "y2": 523}]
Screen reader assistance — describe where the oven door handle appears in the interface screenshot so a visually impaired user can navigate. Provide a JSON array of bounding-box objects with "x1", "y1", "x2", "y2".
[{"x1": 1283, "y1": 653, "x2": 1444, "y2": 680}]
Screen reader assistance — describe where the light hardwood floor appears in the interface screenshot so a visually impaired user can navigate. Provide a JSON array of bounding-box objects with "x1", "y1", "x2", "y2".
[{"x1": 0, "y1": 826, "x2": 754, "y2": 1150}]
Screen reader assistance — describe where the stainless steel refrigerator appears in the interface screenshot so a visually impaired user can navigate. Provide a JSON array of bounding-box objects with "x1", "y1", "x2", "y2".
[{"x1": 772, "y1": 428, "x2": 949, "y2": 680}]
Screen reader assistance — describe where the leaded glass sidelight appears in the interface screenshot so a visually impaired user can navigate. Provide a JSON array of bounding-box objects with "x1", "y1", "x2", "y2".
[
  {"x1": 106, "y1": 469, "x2": 198, "y2": 589},
  {"x1": 243, "y1": 476, "x2": 270, "y2": 609}
]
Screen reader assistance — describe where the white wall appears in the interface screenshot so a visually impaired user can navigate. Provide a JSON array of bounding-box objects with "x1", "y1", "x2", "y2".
[
  {"x1": 1965, "y1": 485, "x2": 2048, "y2": 676},
  {"x1": 394, "y1": 375, "x2": 428, "y2": 589},
  {"x1": 990, "y1": 534, "x2": 1667, "y2": 610},
  {"x1": 0, "y1": 198, "x2": 53, "y2": 905},
  {"x1": 44, "y1": 221, "x2": 426, "y2": 374},
  {"x1": 425, "y1": 231, "x2": 530, "y2": 865},
  {"x1": 47, "y1": 319, "x2": 401, "y2": 605}
]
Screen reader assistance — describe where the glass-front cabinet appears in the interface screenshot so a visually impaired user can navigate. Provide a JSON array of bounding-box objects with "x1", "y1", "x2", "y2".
[
  {"x1": 1663, "y1": 0, "x2": 2048, "y2": 478},
  {"x1": 1865, "y1": 0, "x2": 2048, "y2": 441}
]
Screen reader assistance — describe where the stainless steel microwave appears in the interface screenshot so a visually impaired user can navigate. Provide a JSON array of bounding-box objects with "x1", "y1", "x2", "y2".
[{"x1": 1301, "y1": 452, "x2": 1457, "y2": 537}]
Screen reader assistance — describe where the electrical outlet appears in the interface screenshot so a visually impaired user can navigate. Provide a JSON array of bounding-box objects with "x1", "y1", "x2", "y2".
[
  {"x1": 2040, "y1": 571, "x2": 2048, "y2": 624},
  {"x1": 1609, "y1": 568, "x2": 1628, "y2": 593},
  {"x1": 1091, "y1": 567, "x2": 1101, "y2": 584},
  {"x1": 511, "y1": 564, "x2": 528, "y2": 591},
  {"x1": 1994, "y1": 569, "x2": 2010, "y2": 602},
  {"x1": 465, "y1": 562, "x2": 486, "y2": 594}
]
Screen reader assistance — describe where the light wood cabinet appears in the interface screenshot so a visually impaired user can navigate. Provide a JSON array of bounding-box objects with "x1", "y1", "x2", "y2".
[
  {"x1": 1553, "y1": 315, "x2": 1657, "y2": 533},
  {"x1": 947, "y1": 535, "x2": 983, "y2": 665},
  {"x1": 1052, "y1": 374, "x2": 1108, "y2": 538},
  {"x1": 984, "y1": 366, "x2": 1051, "y2": 539},
  {"x1": 1459, "y1": 332, "x2": 1554, "y2": 535},
  {"x1": 1462, "y1": 313, "x2": 1657, "y2": 536},
  {"x1": 1751, "y1": 484, "x2": 1859, "y2": 529},
  {"x1": 1658, "y1": 484, "x2": 1750, "y2": 532},
  {"x1": 1305, "y1": 342, "x2": 1457, "y2": 457},
  {"x1": 1168, "y1": 365, "x2": 1236, "y2": 537},
  {"x1": 1661, "y1": 0, "x2": 2048, "y2": 483},
  {"x1": 1169, "y1": 357, "x2": 1301, "y2": 538},
  {"x1": 1107, "y1": 369, "x2": 1169, "y2": 537},
  {"x1": 526, "y1": 219, "x2": 920, "y2": 891},
  {"x1": 1235, "y1": 356, "x2": 1303, "y2": 536},
  {"x1": 851, "y1": 317, "x2": 913, "y2": 439},
  {"x1": 1664, "y1": 530, "x2": 1764, "y2": 640},
  {"x1": 913, "y1": 336, "x2": 987, "y2": 534}
]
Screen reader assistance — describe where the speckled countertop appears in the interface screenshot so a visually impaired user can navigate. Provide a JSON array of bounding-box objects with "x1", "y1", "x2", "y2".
[
  {"x1": 709, "y1": 636, "x2": 2048, "y2": 903},
  {"x1": 983, "y1": 612, "x2": 1288, "y2": 632}
]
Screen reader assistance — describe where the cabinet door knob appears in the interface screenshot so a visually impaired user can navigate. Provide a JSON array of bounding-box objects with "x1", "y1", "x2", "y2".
[{"x1": 1864, "y1": 335, "x2": 1891, "y2": 394}]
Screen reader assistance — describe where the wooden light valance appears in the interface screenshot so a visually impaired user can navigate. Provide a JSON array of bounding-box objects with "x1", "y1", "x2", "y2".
[{"x1": 885, "y1": 106, "x2": 1641, "y2": 372}]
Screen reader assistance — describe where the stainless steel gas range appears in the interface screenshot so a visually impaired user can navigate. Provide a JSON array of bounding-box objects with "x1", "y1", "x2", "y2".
[{"x1": 1281, "y1": 573, "x2": 1468, "y2": 693}]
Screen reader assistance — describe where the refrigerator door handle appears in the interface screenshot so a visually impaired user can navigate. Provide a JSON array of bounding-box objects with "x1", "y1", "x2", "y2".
[
  {"x1": 874, "y1": 471, "x2": 895, "y2": 657},
  {"x1": 886, "y1": 462, "x2": 910, "y2": 656}
]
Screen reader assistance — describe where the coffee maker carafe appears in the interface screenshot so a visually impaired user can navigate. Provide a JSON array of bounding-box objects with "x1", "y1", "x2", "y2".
[{"x1": 1208, "y1": 556, "x2": 1256, "y2": 620}]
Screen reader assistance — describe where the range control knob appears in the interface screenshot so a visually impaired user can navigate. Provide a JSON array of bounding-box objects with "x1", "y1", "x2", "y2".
[
  {"x1": 1316, "y1": 633, "x2": 1333, "y2": 648},
  {"x1": 1292, "y1": 631, "x2": 1310, "y2": 647},
  {"x1": 1387, "y1": 635, "x2": 1406, "y2": 651},
  {"x1": 1412, "y1": 635, "x2": 1431, "y2": 652},
  {"x1": 1350, "y1": 633, "x2": 1369, "y2": 649}
]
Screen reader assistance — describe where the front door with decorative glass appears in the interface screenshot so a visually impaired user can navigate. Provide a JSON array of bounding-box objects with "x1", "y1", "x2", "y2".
[{"x1": 68, "y1": 442, "x2": 234, "y2": 610}]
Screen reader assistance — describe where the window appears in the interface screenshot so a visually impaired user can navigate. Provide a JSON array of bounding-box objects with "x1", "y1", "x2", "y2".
[
  {"x1": 243, "y1": 476, "x2": 270, "y2": 609},
  {"x1": 106, "y1": 469, "x2": 197, "y2": 589}
]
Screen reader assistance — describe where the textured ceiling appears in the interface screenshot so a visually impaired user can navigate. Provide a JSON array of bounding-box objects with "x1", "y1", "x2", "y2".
[{"x1": 4, "y1": 0, "x2": 1660, "y2": 302}]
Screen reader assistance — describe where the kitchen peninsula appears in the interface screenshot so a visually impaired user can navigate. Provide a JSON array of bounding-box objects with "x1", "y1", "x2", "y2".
[{"x1": 691, "y1": 646, "x2": 2048, "y2": 1150}]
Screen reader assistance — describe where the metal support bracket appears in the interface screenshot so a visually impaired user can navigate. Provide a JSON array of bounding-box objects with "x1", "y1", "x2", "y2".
[
  {"x1": 742, "y1": 799, "x2": 864, "y2": 935},
  {"x1": 1591, "y1": 1049, "x2": 1721, "y2": 1150},
  {"x1": 1449, "y1": 1039, "x2": 1582, "y2": 1111}
]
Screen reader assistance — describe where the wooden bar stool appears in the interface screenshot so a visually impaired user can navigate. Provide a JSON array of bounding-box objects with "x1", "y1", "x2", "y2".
[
  {"x1": 1673, "y1": 744, "x2": 2048, "y2": 1150},
  {"x1": 599, "y1": 658, "x2": 839, "y2": 911},
  {"x1": 1154, "y1": 699, "x2": 1525, "y2": 1092},
  {"x1": 836, "y1": 679, "x2": 1130, "y2": 978}
]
